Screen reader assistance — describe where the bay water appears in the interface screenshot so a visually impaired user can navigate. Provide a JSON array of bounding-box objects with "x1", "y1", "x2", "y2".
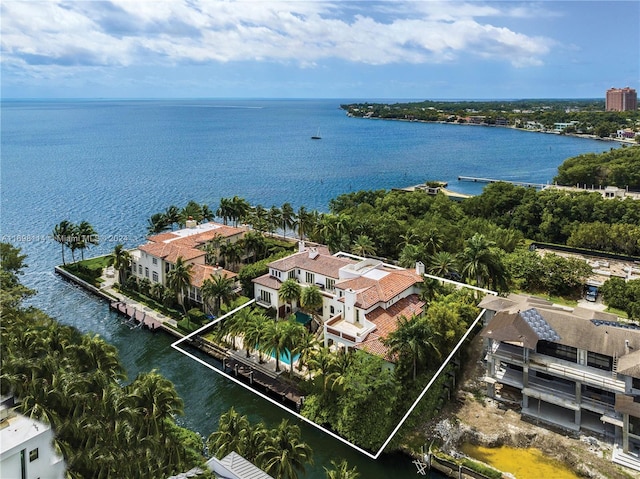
[{"x1": 1, "y1": 99, "x2": 615, "y2": 478}]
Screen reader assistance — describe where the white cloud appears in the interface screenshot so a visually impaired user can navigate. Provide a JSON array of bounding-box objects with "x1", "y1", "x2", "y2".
[{"x1": 1, "y1": 0, "x2": 554, "y2": 73}]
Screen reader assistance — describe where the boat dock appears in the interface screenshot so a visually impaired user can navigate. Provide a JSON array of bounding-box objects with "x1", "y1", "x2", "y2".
[
  {"x1": 223, "y1": 353, "x2": 303, "y2": 409},
  {"x1": 110, "y1": 301, "x2": 163, "y2": 330},
  {"x1": 457, "y1": 176, "x2": 547, "y2": 189}
]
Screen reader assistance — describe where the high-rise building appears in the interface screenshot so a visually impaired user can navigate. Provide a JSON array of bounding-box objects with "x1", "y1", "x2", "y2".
[{"x1": 606, "y1": 87, "x2": 637, "y2": 111}]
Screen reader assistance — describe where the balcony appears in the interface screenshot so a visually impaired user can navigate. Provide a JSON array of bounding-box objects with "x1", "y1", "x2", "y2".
[
  {"x1": 528, "y1": 353, "x2": 626, "y2": 393},
  {"x1": 324, "y1": 316, "x2": 376, "y2": 345},
  {"x1": 487, "y1": 342, "x2": 526, "y2": 365}
]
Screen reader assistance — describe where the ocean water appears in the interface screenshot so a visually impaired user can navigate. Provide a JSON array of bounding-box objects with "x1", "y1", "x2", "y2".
[{"x1": 0, "y1": 99, "x2": 616, "y2": 478}]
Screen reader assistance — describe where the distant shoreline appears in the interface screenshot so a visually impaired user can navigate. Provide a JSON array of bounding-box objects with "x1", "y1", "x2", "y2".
[{"x1": 347, "y1": 114, "x2": 637, "y2": 146}]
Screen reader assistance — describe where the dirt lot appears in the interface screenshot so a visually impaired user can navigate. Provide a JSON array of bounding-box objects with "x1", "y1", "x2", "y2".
[{"x1": 432, "y1": 336, "x2": 637, "y2": 479}]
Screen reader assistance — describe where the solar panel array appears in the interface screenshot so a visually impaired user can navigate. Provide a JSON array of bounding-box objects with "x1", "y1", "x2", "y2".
[
  {"x1": 591, "y1": 320, "x2": 640, "y2": 330},
  {"x1": 520, "y1": 308, "x2": 561, "y2": 341}
]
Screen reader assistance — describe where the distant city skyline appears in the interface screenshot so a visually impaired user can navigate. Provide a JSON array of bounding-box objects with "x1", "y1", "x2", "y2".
[{"x1": 1, "y1": 1, "x2": 638, "y2": 99}]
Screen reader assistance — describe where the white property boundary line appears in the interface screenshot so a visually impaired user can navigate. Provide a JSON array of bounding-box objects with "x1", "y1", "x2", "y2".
[{"x1": 172, "y1": 286, "x2": 497, "y2": 459}]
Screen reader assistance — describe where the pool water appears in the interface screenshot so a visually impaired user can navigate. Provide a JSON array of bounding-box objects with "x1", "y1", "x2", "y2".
[{"x1": 294, "y1": 311, "x2": 312, "y2": 325}]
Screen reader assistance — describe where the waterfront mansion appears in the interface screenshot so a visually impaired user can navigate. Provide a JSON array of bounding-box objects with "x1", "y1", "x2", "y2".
[
  {"x1": 252, "y1": 242, "x2": 425, "y2": 359},
  {"x1": 480, "y1": 294, "x2": 640, "y2": 464},
  {"x1": 129, "y1": 220, "x2": 245, "y2": 305}
]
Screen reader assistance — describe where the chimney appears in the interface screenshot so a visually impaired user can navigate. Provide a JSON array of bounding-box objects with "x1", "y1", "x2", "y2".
[
  {"x1": 416, "y1": 261, "x2": 425, "y2": 276},
  {"x1": 625, "y1": 339, "x2": 630, "y2": 354},
  {"x1": 185, "y1": 216, "x2": 197, "y2": 229},
  {"x1": 344, "y1": 288, "x2": 356, "y2": 324},
  {"x1": 298, "y1": 241, "x2": 306, "y2": 253}
]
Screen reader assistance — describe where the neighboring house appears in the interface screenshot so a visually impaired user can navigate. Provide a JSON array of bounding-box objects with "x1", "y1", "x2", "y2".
[
  {"x1": 0, "y1": 399, "x2": 66, "y2": 479},
  {"x1": 479, "y1": 294, "x2": 640, "y2": 461},
  {"x1": 206, "y1": 451, "x2": 275, "y2": 479},
  {"x1": 130, "y1": 221, "x2": 244, "y2": 305},
  {"x1": 253, "y1": 242, "x2": 425, "y2": 361}
]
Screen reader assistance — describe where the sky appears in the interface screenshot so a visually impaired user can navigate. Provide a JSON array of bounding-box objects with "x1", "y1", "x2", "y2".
[{"x1": 1, "y1": 1, "x2": 638, "y2": 99}]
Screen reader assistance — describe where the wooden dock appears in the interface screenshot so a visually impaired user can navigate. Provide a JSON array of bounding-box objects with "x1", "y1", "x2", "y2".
[
  {"x1": 458, "y1": 176, "x2": 546, "y2": 189},
  {"x1": 110, "y1": 301, "x2": 163, "y2": 331},
  {"x1": 223, "y1": 353, "x2": 304, "y2": 408}
]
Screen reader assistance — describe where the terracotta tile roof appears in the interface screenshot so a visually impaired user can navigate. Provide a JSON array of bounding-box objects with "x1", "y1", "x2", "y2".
[
  {"x1": 337, "y1": 268, "x2": 422, "y2": 309},
  {"x1": 147, "y1": 232, "x2": 179, "y2": 243},
  {"x1": 139, "y1": 242, "x2": 205, "y2": 263},
  {"x1": 190, "y1": 264, "x2": 237, "y2": 288},
  {"x1": 269, "y1": 250, "x2": 356, "y2": 278},
  {"x1": 355, "y1": 295, "x2": 426, "y2": 361},
  {"x1": 252, "y1": 274, "x2": 283, "y2": 290}
]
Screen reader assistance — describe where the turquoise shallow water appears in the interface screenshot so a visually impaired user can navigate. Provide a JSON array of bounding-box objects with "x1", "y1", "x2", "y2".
[{"x1": 0, "y1": 99, "x2": 615, "y2": 478}]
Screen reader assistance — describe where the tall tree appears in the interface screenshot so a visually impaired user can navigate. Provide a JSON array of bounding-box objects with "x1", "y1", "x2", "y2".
[
  {"x1": 279, "y1": 278, "x2": 302, "y2": 318},
  {"x1": 257, "y1": 419, "x2": 313, "y2": 479},
  {"x1": 108, "y1": 244, "x2": 131, "y2": 285},
  {"x1": 166, "y1": 257, "x2": 194, "y2": 313},
  {"x1": 52, "y1": 220, "x2": 73, "y2": 265},
  {"x1": 383, "y1": 314, "x2": 440, "y2": 381},
  {"x1": 281, "y1": 202, "x2": 296, "y2": 238},
  {"x1": 458, "y1": 233, "x2": 507, "y2": 289},
  {"x1": 351, "y1": 234, "x2": 376, "y2": 257},
  {"x1": 201, "y1": 274, "x2": 235, "y2": 316},
  {"x1": 76, "y1": 220, "x2": 99, "y2": 261}
]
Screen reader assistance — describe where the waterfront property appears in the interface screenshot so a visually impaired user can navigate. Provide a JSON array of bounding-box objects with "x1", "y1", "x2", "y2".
[
  {"x1": 129, "y1": 221, "x2": 245, "y2": 306},
  {"x1": 253, "y1": 242, "x2": 425, "y2": 361},
  {"x1": 0, "y1": 398, "x2": 66, "y2": 479},
  {"x1": 479, "y1": 294, "x2": 640, "y2": 471}
]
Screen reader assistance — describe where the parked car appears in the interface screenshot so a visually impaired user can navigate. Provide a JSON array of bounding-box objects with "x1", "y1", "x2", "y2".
[{"x1": 586, "y1": 285, "x2": 598, "y2": 302}]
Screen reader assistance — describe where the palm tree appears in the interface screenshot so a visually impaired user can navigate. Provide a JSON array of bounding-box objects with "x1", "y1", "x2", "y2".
[
  {"x1": 76, "y1": 221, "x2": 98, "y2": 260},
  {"x1": 201, "y1": 274, "x2": 235, "y2": 316},
  {"x1": 249, "y1": 204, "x2": 269, "y2": 232},
  {"x1": 428, "y1": 251, "x2": 458, "y2": 279},
  {"x1": 458, "y1": 233, "x2": 507, "y2": 289},
  {"x1": 261, "y1": 320, "x2": 288, "y2": 372},
  {"x1": 166, "y1": 256, "x2": 194, "y2": 313},
  {"x1": 244, "y1": 312, "x2": 270, "y2": 363},
  {"x1": 52, "y1": 220, "x2": 73, "y2": 265},
  {"x1": 224, "y1": 306, "x2": 254, "y2": 354},
  {"x1": 383, "y1": 314, "x2": 440, "y2": 381},
  {"x1": 204, "y1": 234, "x2": 222, "y2": 265},
  {"x1": 324, "y1": 459, "x2": 360, "y2": 479},
  {"x1": 282, "y1": 319, "x2": 304, "y2": 377},
  {"x1": 127, "y1": 370, "x2": 184, "y2": 437},
  {"x1": 201, "y1": 203, "x2": 214, "y2": 222},
  {"x1": 398, "y1": 243, "x2": 426, "y2": 269},
  {"x1": 207, "y1": 407, "x2": 251, "y2": 459},
  {"x1": 307, "y1": 346, "x2": 335, "y2": 393},
  {"x1": 300, "y1": 285, "x2": 323, "y2": 326},
  {"x1": 216, "y1": 197, "x2": 233, "y2": 225},
  {"x1": 267, "y1": 205, "x2": 282, "y2": 236},
  {"x1": 108, "y1": 244, "x2": 131, "y2": 285},
  {"x1": 230, "y1": 195, "x2": 251, "y2": 227},
  {"x1": 164, "y1": 205, "x2": 180, "y2": 230},
  {"x1": 243, "y1": 231, "x2": 266, "y2": 262},
  {"x1": 257, "y1": 419, "x2": 313, "y2": 479},
  {"x1": 281, "y1": 202, "x2": 296, "y2": 238},
  {"x1": 296, "y1": 206, "x2": 309, "y2": 240},
  {"x1": 351, "y1": 234, "x2": 376, "y2": 257},
  {"x1": 147, "y1": 213, "x2": 169, "y2": 235},
  {"x1": 219, "y1": 241, "x2": 243, "y2": 271},
  {"x1": 279, "y1": 279, "x2": 301, "y2": 318},
  {"x1": 293, "y1": 329, "x2": 318, "y2": 373},
  {"x1": 179, "y1": 200, "x2": 204, "y2": 225}
]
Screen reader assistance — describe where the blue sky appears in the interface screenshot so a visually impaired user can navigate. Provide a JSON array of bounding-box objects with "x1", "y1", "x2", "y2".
[{"x1": 1, "y1": 1, "x2": 638, "y2": 99}]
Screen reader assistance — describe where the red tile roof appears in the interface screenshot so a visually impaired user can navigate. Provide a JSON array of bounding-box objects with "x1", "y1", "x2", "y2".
[
  {"x1": 253, "y1": 274, "x2": 283, "y2": 290},
  {"x1": 355, "y1": 295, "x2": 426, "y2": 361},
  {"x1": 139, "y1": 242, "x2": 205, "y2": 263},
  {"x1": 269, "y1": 250, "x2": 356, "y2": 278},
  {"x1": 190, "y1": 264, "x2": 237, "y2": 288},
  {"x1": 337, "y1": 268, "x2": 423, "y2": 309}
]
